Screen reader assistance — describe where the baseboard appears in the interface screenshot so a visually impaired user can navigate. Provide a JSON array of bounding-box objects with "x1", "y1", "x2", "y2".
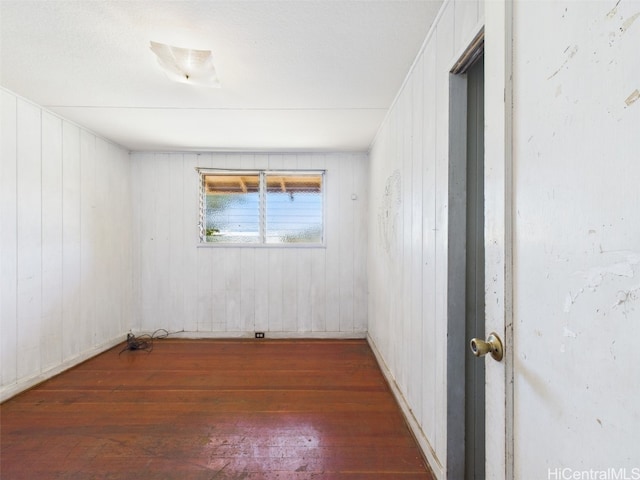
[
  {"x1": 1, "y1": 334, "x2": 127, "y2": 403},
  {"x1": 133, "y1": 330, "x2": 368, "y2": 340},
  {"x1": 366, "y1": 334, "x2": 445, "y2": 480},
  {"x1": 1, "y1": 331, "x2": 367, "y2": 401}
]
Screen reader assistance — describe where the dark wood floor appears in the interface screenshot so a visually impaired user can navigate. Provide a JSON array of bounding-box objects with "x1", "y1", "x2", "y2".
[{"x1": 1, "y1": 339, "x2": 434, "y2": 479}]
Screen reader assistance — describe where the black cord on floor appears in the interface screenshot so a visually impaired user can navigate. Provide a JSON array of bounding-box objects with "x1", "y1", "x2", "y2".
[{"x1": 119, "y1": 329, "x2": 169, "y2": 355}]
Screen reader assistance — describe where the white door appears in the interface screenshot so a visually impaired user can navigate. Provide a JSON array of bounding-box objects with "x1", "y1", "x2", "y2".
[{"x1": 484, "y1": 2, "x2": 640, "y2": 479}]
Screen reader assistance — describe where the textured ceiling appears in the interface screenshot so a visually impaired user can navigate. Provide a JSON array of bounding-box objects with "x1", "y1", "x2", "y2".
[{"x1": 0, "y1": 1, "x2": 442, "y2": 152}]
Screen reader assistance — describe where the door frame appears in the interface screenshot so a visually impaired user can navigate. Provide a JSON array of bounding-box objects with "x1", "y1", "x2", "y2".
[
  {"x1": 446, "y1": 3, "x2": 514, "y2": 477},
  {"x1": 446, "y1": 29, "x2": 485, "y2": 480},
  {"x1": 482, "y1": 3, "x2": 515, "y2": 479},
  {"x1": 484, "y1": 2, "x2": 514, "y2": 478}
]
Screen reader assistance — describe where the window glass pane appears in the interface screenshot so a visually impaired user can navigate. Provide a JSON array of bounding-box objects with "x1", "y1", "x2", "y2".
[
  {"x1": 203, "y1": 174, "x2": 260, "y2": 243},
  {"x1": 265, "y1": 174, "x2": 323, "y2": 244}
]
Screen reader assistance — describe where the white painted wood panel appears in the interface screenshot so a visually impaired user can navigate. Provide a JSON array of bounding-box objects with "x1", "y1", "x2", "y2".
[
  {"x1": 154, "y1": 153, "x2": 173, "y2": 330},
  {"x1": 352, "y1": 153, "x2": 369, "y2": 333},
  {"x1": 454, "y1": 0, "x2": 480, "y2": 56},
  {"x1": 0, "y1": 90, "x2": 18, "y2": 388},
  {"x1": 367, "y1": 0, "x2": 481, "y2": 476},
  {"x1": 168, "y1": 153, "x2": 186, "y2": 333},
  {"x1": 94, "y1": 138, "x2": 112, "y2": 343},
  {"x1": 16, "y1": 100, "x2": 42, "y2": 380},
  {"x1": 40, "y1": 112, "x2": 64, "y2": 370},
  {"x1": 181, "y1": 153, "x2": 200, "y2": 333},
  {"x1": 130, "y1": 152, "x2": 367, "y2": 337},
  {"x1": 111, "y1": 141, "x2": 132, "y2": 338},
  {"x1": 130, "y1": 149, "x2": 142, "y2": 332},
  {"x1": 338, "y1": 154, "x2": 355, "y2": 333},
  {"x1": 225, "y1": 245, "x2": 243, "y2": 333},
  {"x1": 408, "y1": 52, "x2": 425, "y2": 425},
  {"x1": 434, "y1": 2, "x2": 455, "y2": 463},
  {"x1": 1, "y1": 89, "x2": 133, "y2": 400},
  {"x1": 401, "y1": 77, "x2": 413, "y2": 396},
  {"x1": 79, "y1": 130, "x2": 96, "y2": 347},
  {"x1": 61, "y1": 122, "x2": 82, "y2": 358},
  {"x1": 421, "y1": 40, "x2": 438, "y2": 450}
]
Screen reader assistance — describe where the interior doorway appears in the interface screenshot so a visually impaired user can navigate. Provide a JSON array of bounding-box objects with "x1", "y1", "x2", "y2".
[
  {"x1": 464, "y1": 54, "x2": 485, "y2": 480},
  {"x1": 446, "y1": 32, "x2": 485, "y2": 480}
]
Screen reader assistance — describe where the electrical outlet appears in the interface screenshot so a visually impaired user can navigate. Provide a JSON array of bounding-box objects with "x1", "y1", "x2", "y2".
[{"x1": 255, "y1": 332, "x2": 265, "y2": 339}]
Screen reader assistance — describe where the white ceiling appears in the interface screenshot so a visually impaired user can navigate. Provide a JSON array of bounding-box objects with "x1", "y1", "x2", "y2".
[{"x1": 0, "y1": 1, "x2": 442, "y2": 152}]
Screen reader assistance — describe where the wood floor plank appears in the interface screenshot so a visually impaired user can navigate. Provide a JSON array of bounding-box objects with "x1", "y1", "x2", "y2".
[{"x1": 1, "y1": 339, "x2": 434, "y2": 479}]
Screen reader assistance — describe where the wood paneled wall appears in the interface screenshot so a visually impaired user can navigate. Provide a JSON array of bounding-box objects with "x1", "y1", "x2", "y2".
[
  {"x1": 0, "y1": 89, "x2": 133, "y2": 400},
  {"x1": 130, "y1": 152, "x2": 368, "y2": 337},
  {"x1": 367, "y1": 1, "x2": 484, "y2": 477}
]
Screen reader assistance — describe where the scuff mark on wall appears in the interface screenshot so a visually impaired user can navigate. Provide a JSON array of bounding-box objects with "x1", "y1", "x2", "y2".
[
  {"x1": 563, "y1": 253, "x2": 640, "y2": 312},
  {"x1": 605, "y1": 9, "x2": 640, "y2": 48},
  {"x1": 377, "y1": 169, "x2": 401, "y2": 256},
  {"x1": 611, "y1": 284, "x2": 640, "y2": 317},
  {"x1": 607, "y1": 0, "x2": 622, "y2": 18},
  {"x1": 620, "y1": 12, "x2": 640, "y2": 32},
  {"x1": 564, "y1": 290, "x2": 582, "y2": 313},
  {"x1": 624, "y1": 89, "x2": 640, "y2": 106},
  {"x1": 580, "y1": 257, "x2": 637, "y2": 290},
  {"x1": 547, "y1": 45, "x2": 579, "y2": 80},
  {"x1": 555, "y1": 84, "x2": 563, "y2": 97}
]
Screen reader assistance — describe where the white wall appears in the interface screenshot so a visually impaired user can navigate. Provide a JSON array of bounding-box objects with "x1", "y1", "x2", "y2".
[
  {"x1": 367, "y1": 0, "x2": 483, "y2": 476},
  {"x1": 511, "y1": 1, "x2": 640, "y2": 477},
  {"x1": 369, "y1": 0, "x2": 640, "y2": 477},
  {"x1": 130, "y1": 152, "x2": 368, "y2": 337},
  {"x1": 0, "y1": 88, "x2": 133, "y2": 401}
]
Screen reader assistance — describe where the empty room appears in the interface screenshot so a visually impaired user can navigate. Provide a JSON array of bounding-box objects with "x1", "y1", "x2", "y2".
[{"x1": 1, "y1": 1, "x2": 639, "y2": 479}]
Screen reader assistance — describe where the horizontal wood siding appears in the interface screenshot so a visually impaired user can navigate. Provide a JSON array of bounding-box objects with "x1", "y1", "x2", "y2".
[
  {"x1": 130, "y1": 152, "x2": 368, "y2": 336},
  {"x1": 367, "y1": 0, "x2": 484, "y2": 477},
  {"x1": 0, "y1": 89, "x2": 133, "y2": 400}
]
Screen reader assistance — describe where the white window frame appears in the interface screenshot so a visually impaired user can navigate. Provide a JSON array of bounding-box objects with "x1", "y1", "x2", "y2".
[{"x1": 197, "y1": 168, "x2": 326, "y2": 247}]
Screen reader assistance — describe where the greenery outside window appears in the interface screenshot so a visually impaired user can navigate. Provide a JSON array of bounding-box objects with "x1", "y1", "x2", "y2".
[{"x1": 199, "y1": 169, "x2": 324, "y2": 245}]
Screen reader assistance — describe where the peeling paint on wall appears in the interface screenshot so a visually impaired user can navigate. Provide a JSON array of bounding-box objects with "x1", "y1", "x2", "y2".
[
  {"x1": 579, "y1": 254, "x2": 638, "y2": 290},
  {"x1": 611, "y1": 284, "x2": 640, "y2": 316},
  {"x1": 605, "y1": 8, "x2": 640, "y2": 48},
  {"x1": 624, "y1": 89, "x2": 640, "y2": 106},
  {"x1": 563, "y1": 253, "x2": 640, "y2": 312},
  {"x1": 606, "y1": 0, "x2": 622, "y2": 18},
  {"x1": 620, "y1": 12, "x2": 640, "y2": 33},
  {"x1": 547, "y1": 45, "x2": 579, "y2": 80}
]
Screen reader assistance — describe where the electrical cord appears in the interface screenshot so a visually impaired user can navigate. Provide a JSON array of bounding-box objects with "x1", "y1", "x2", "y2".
[{"x1": 119, "y1": 329, "x2": 169, "y2": 355}]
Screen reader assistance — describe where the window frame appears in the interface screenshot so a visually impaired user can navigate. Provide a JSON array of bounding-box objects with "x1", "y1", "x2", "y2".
[{"x1": 197, "y1": 168, "x2": 326, "y2": 248}]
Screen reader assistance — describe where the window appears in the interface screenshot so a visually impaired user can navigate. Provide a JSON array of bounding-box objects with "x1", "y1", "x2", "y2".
[{"x1": 199, "y1": 170, "x2": 324, "y2": 245}]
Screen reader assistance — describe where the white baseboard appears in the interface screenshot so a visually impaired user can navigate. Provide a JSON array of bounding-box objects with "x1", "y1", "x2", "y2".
[
  {"x1": 132, "y1": 330, "x2": 368, "y2": 340},
  {"x1": 0, "y1": 334, "x2": 127, "y2": 403},
  {"x1": 366, "y1": 334, "x2": 445, "y2": 480}
]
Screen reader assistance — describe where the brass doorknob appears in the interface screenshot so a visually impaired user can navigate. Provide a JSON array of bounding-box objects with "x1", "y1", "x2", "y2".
[{"x1": 470, "y1": 332, "x2": 504, "y2": 362}]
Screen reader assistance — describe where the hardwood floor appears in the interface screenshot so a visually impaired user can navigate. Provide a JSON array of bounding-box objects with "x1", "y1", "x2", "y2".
[{"x1": 1, "y1": 339, "x2": 434, "y2": 479}]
